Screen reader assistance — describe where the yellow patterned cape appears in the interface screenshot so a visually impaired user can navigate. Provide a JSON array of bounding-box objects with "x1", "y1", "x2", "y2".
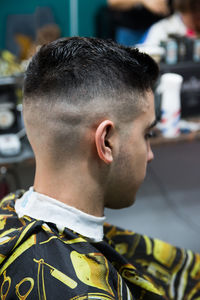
[{"x1": 0, "y1": 191, "x2": 200, "y2": 299}]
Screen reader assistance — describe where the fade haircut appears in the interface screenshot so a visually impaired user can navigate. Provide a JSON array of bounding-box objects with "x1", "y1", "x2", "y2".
[{"x1": 23, "y1": 37, "x2": 159, "y2": 162}]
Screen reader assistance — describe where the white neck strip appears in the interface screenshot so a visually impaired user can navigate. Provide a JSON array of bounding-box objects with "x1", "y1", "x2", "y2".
[{"x1": 15, "y1": 187, "x2": 106, "y2": 242}]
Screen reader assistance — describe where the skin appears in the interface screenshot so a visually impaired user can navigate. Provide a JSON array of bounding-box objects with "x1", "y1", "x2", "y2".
[
  {"x1": 107, "y1": 0, "x2": 169, "y2": 15},
  {"x1": 181, "y1": 12, "x2": 200, "y2": 34},
  {"x1": 33, "y1": 91, "x2": 156, "y2": 217},
  {"x1": 103, "y1": 90, "x2": 156, "y2": 209}
]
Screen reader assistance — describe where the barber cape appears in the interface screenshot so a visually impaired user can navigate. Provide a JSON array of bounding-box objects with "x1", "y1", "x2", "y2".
[{"x1": 0, "y1": 191, "x2": 200, "y2": 299}]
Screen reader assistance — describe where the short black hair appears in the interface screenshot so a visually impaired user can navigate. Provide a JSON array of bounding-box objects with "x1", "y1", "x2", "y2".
[
  {"x1": 24, "y1": 37, "x2": 158, "y2": 103},
  {"x1": 23, "y1": 37, "x2": 159, "y2": 161}
]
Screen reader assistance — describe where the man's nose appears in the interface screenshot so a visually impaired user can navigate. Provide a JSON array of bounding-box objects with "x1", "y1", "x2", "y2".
[{"x1": 147, "y1": 145, "x2": 154, "y2": 163}]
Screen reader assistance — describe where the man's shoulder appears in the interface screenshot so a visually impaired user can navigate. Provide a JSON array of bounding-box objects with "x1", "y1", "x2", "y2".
[
  {"x1": 0, "y1": 190, "x2": 25, "y2": 233},
  {"x1": 0, "y1": 190, "x2": 24, "y2": 212},
  {"x1": 103, "y1": 222, "x2": 186, "y2": 275},
  {"x1": 0, "y1": 215, "x2": 131, "y2": 299}
]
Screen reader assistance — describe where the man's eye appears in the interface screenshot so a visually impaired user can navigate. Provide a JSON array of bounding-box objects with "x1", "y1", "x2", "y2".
[{"x1": 145, "y1": 131, "x2": 153, "y2": 139}]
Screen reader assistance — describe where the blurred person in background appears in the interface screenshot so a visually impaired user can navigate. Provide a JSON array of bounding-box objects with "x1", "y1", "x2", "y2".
[
  {"x1": 15, "y1": 23, "x2": 61, "y2": 60},
  {"x1": 107, "y1": 0, "x2": 172, "y2": 45},
  {"x1": 144, "y1": 0, "x2": 200, "y2": 46}
]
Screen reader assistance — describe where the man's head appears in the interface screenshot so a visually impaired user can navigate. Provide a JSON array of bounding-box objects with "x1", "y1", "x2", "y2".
[
  {"x1": 173, "y1": 0, "x2": 200, "y2": 33},
  {"x1": 23, "y1": 37, "x2": 158, "y2": 210}
]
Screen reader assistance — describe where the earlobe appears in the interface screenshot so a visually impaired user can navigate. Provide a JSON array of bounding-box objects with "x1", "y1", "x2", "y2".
[{"x1": 95, "y1": 120, "x2": 114, "y2": 164}]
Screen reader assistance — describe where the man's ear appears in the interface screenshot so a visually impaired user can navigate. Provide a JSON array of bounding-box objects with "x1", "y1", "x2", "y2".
[{"x1": 95, "y1": 120, "x2": 115, "y2": 164}]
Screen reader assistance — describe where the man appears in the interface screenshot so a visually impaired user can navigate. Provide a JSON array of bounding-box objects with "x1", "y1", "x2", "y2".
[
  {"x1": 144, "y1": 0, "x2": 200, "y2": 46},
  {"x1": 108, "y1": 0, "x2": 169, "y2": 16},
  {"x1": 107, "y1": 0, "x2": 171, "y2": 45},
  {"x1": 0, "y1": 37, "x2": 199, "y2": 299}
]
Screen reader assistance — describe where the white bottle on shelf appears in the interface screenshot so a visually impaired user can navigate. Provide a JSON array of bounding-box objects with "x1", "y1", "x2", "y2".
[{"x1": 157, "y1": 73, "x2": 183, "y2": 138}]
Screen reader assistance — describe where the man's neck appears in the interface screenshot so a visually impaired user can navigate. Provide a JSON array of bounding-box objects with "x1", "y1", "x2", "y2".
[
  {"x1": 34, "y1": 166, "x2": 105, "y2": 217},
  {"x1": 15, "y1": 188, "x2": 106, "y2": 242}
]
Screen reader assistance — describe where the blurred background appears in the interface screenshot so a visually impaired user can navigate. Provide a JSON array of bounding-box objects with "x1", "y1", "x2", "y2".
[{"x1": 0, "y1": 0, "x2": 200, "y2": 252}]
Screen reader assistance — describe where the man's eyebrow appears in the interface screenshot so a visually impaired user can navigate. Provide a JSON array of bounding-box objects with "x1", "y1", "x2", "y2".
[{"x1": 148, "y1": 119, "x2": 157, "y2": 130}]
